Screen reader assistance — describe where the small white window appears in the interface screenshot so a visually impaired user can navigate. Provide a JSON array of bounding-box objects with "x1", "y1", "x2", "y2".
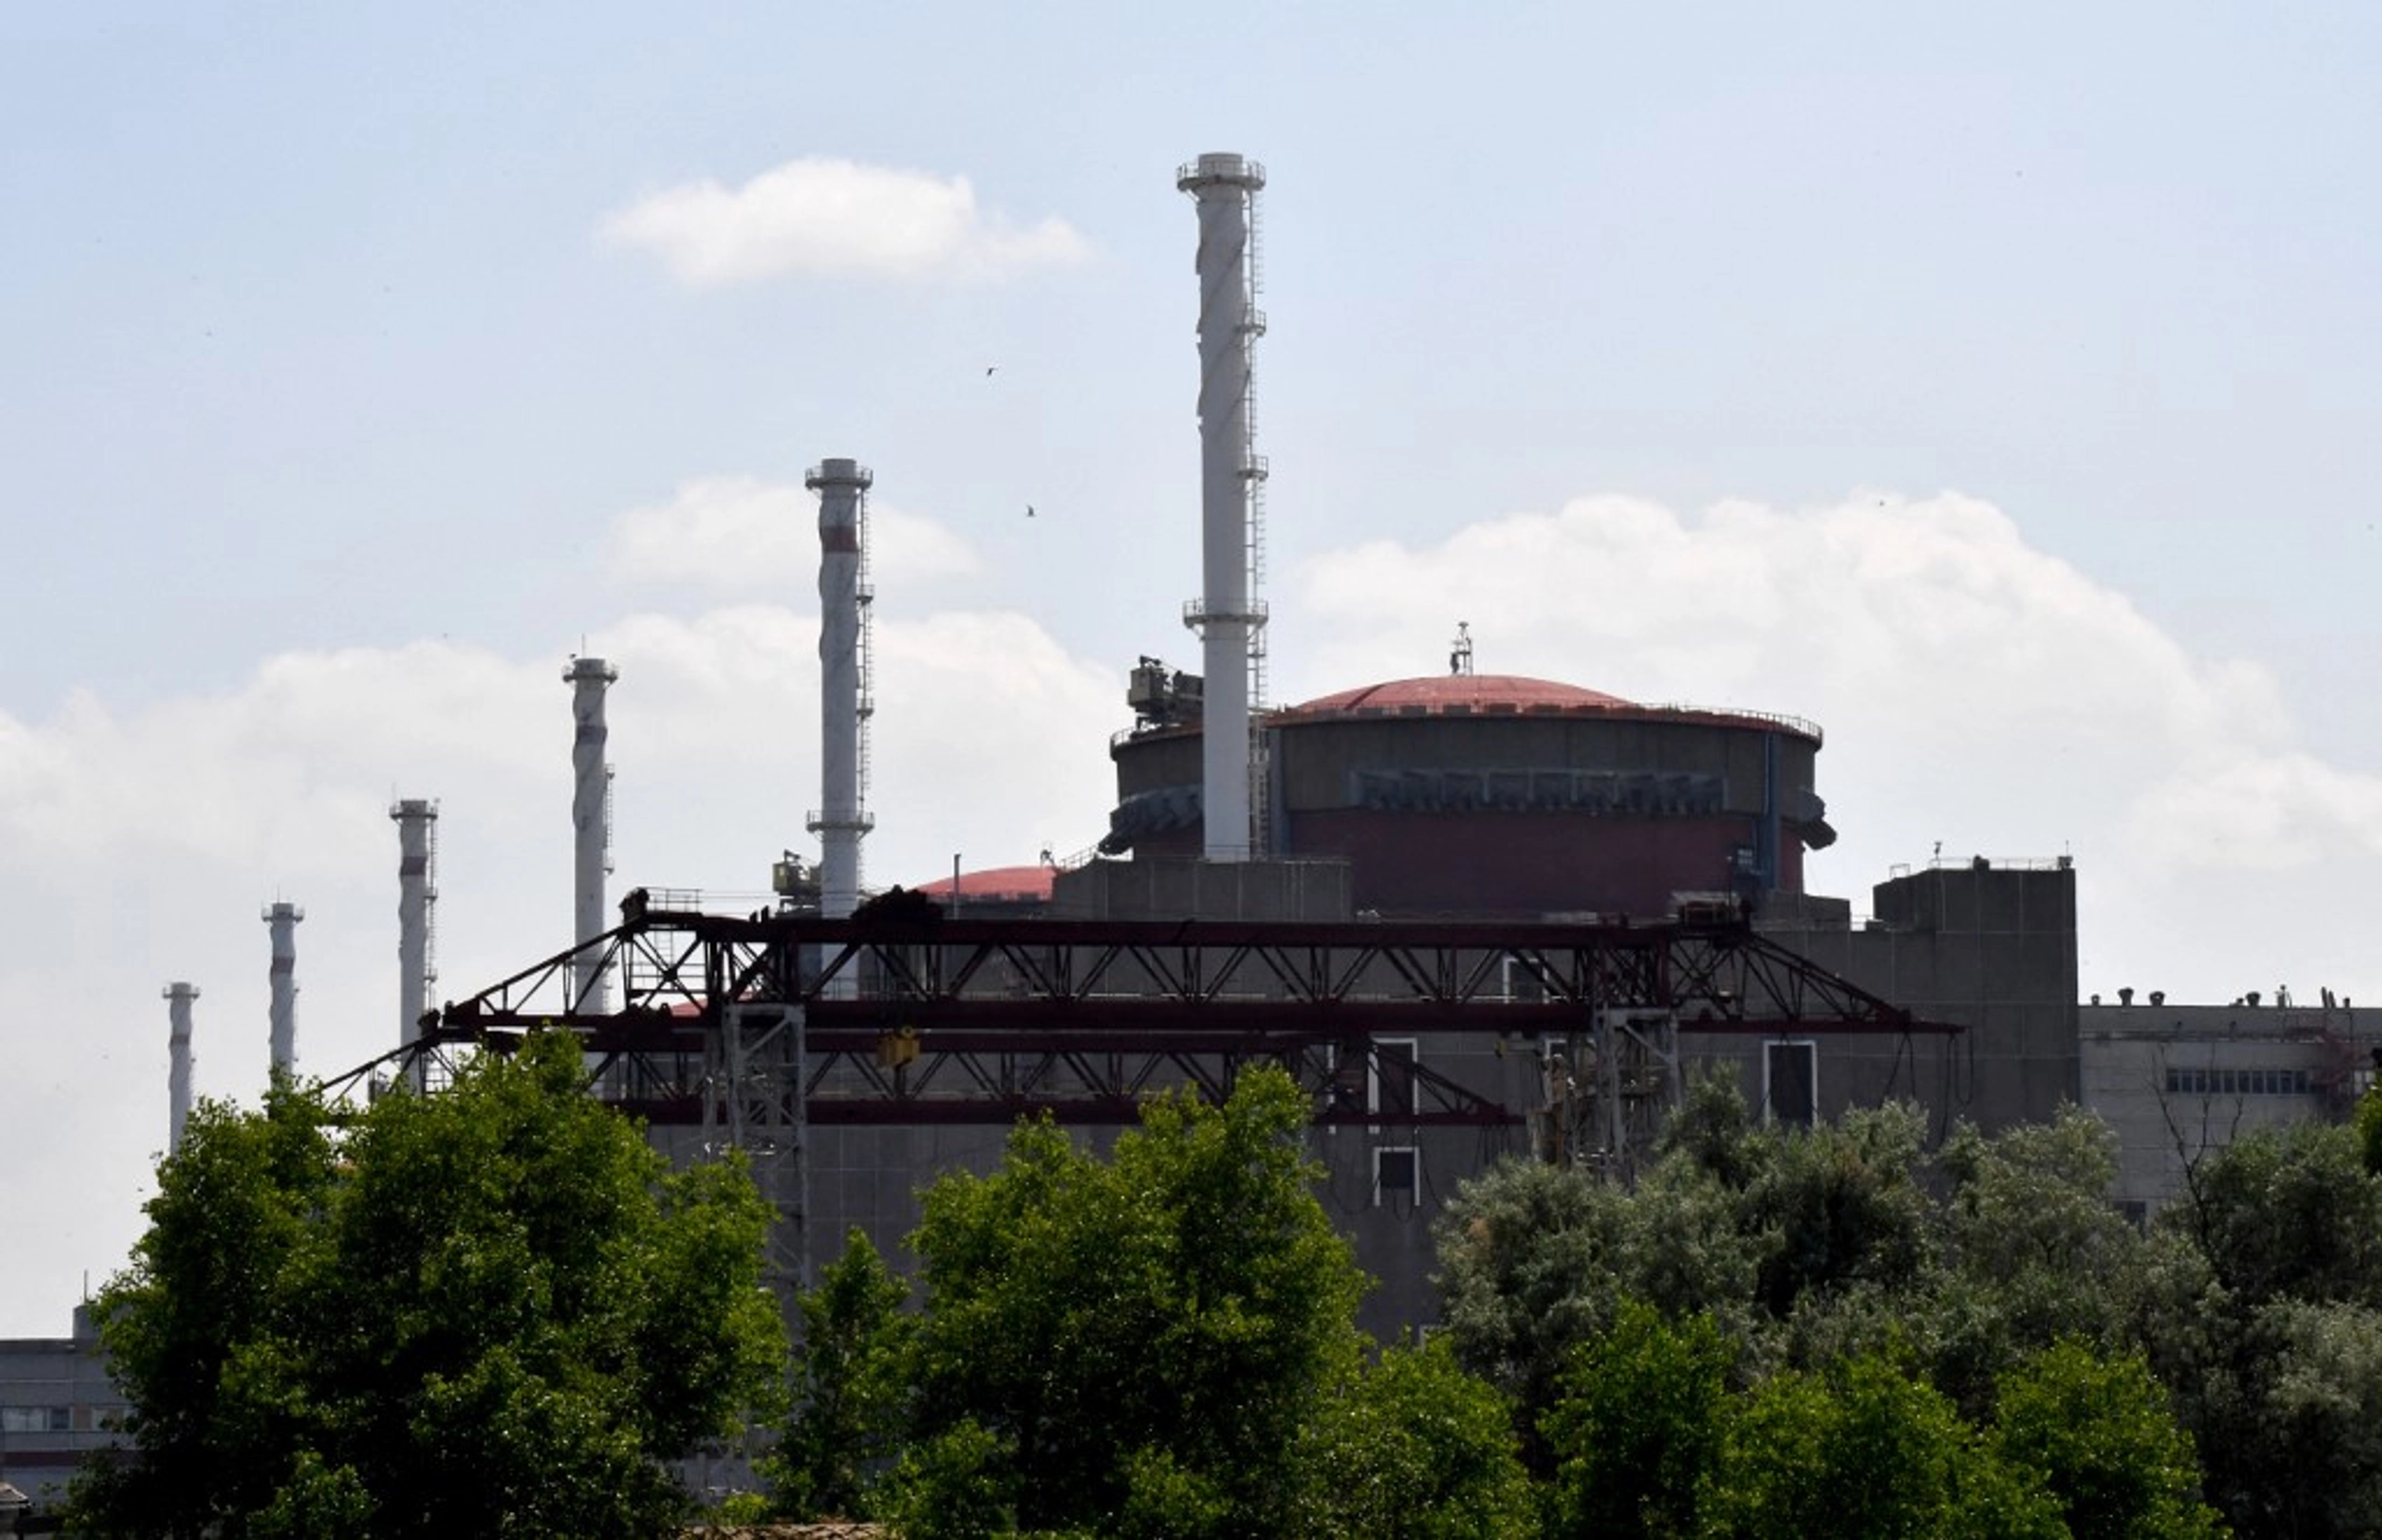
[
  {"x1": 1763, "y1": 1040, "x2": 1817, "y2": 1128},
  {"x1": 1373, "y1": 1145, "x2": 1420, "y2": 1207},
  {"x1": 1370, "y1": 1038, "x2": 1418, "y2": 1119}
]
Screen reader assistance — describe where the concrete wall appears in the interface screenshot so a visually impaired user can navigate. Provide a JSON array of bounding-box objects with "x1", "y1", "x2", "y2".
[
  {"x1": 2079, "y1": 999, "x2": 2371, "y2": 1218},
  {"x1": 1109, "y1": 712, "x2": 1826, "y2": 917},
  {"x1": 1290, "y1": 809, "x2": 1767, "y2": 919},
  {"x1": 1050, "y1": 855, "x2": 1353, "y2": 921},
  {"x1": 1758, "y1": 862, "x2": 2080, "y2": 1136},
  {"x1": 0, "y1": 1307, "x2": 124, "y2": 1509}
]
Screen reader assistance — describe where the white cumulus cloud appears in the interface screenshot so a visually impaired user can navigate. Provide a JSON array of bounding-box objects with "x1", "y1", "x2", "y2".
[
  {"x1": 604, "y1": 475, "x2": 980, "y2": 595},
  {"x1": 1291, "y1": 489, "x2": 2382, "y2": 1001},
  {"x1": 600, "y1": 156, "x2": 1091, "y2": 286},
  {"x1": 0, "y1": 597, "x2": 1121, "y2": 1336}
]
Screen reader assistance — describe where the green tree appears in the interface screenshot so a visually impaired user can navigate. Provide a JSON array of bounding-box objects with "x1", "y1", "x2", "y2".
[
  {"x1": 771, "y1": 1227, "x2": 914, "y2": 1520},
  {"x1": 1435, "y1": 1156, "x2": 1639, "y2": 1464},
  {"x1": 1700, "y1": 1349, "x2": 2065, "y2": 1540},
  {"x1": 2357, "y1": 1084, "x2": 2382, "y2": 1176},
  {"x1": 1292, "y1": 1338, "x2": 1537, "y2": 1540},
  {"x1": 2139, "y1": 1120, "x2": 2382, "y2": 1537},
  {"x1": 1744, "y1": 1101, "x2": 1936, "y2": 1324},
  {"x1": 898, "y1": 1065, "x2": 1370, "y2": 1538},
  {"x1": 1989, "y1": 1339, "x2": 2223, "y2": 1540},
  {"x1": 74, "y1": 1034, "x2": 787, "y2": 1539},
  {"x1": 1926, "y1": 1108, "x2": 2148, "y2": 1411},
  {"x1": 2165, "y1": 1119, "x2": 2382, "y2": 1312},
  {"x1": 1659, "y1": 1063, "x2": 1771, "y2": 1191},
  {"x1": 72, "y1": 1078, "x2": 339, "y2": 1536},
  {"x1": 1541, "y1": 1299, "x2": 1735, "y2": 1540}
]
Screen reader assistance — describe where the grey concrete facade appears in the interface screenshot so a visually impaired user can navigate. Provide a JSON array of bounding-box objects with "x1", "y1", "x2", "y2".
[
  {"x1": 773, "y1": 857, "x2": 2085, "y2": 1340},
  {"x1": 2079, "y1": 997, "x2": 2370, "y2": 1220},
  {"x1": 0, "y1": 1307, "x2": 124, "y2": 1510},
  {"x1": 1756, "y1": 860, "x2": 2081, "y2": 1138}
]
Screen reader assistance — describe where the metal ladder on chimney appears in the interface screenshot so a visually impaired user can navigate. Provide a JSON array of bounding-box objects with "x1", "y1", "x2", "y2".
[{"x1": 1242, "y1": 181, "x2": 1272, "y2": 856}]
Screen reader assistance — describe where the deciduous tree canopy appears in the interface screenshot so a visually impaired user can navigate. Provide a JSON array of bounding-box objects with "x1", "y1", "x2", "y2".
[
  {"x1": 74, "y1": 1034, "x2": 787, "y2": 1540},
  {"x1": 783, "y1": 1065, "x2": 1532, "y2": 1539}
]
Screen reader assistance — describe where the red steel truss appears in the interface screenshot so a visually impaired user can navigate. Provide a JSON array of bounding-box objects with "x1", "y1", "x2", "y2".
[{"x1": 328, "y1": 894, "x2": 1955, "y2": 1130}]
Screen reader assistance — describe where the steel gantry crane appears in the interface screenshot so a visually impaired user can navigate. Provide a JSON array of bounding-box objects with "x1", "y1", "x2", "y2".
[{"x1": 326, "y1": 891, "x2": 1955, "y2": 1295}]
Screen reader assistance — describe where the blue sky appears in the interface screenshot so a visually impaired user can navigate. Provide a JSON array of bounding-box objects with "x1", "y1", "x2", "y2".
[{"x1": 3, "y1": 4, "x2": 2378, "y2": 1332}]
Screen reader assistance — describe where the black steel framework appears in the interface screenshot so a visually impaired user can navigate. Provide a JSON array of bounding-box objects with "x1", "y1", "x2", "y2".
[{"x1": 327, "y1": 896, "x2": 1954, "y2": 1131}]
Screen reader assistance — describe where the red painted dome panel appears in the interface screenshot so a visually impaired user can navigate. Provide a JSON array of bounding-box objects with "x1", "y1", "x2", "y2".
[
  {"x1": 916, "y1": 864, "x2": 1056, "y2": 903},
  {"x1": 1286, "y1": 675, "x2": 1637, "y2": 717}
]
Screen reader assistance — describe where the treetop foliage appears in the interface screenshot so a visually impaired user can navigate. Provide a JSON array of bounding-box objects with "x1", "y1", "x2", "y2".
[
  {"x1": 74, "y1": 1035, "x2": 787, "y2": 1540},
  {"x1": 1438, "y1": 1071, "x2": 2382, "y2": 1536},
  {"x1": 783, "y1": 1065, "x2": 1532, "y2": 1539}
]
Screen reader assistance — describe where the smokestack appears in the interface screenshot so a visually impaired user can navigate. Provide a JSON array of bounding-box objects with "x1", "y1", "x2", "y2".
[
  {"x1": 564, "y1": 657, "x2": 618, "y2": 1011},
  {"x1": 1176, "y1": 153, "x2": 1269, "y2": 862},
  {"x1": 262, "y1": 902, "x2": 302, "y2": 1076},
  {"x1": 163, "y1": 982, "x2": 198, "y2": 1154},
  {"x1": 391, "y1": 798, "x2": 439, "y2": 1076},
  {"x1": 806, "y1": 459, "x2": 876, "y2": 920}
]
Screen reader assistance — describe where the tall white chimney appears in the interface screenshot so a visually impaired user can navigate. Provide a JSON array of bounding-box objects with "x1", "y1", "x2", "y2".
[
  {"x1": 1177, "y1": 153, "x2": 1269, "y2": 861},
  {"x1": 806, "y1": 459, "x2": 876, "y2": 920},
  {"x1": 164, "y1": 981, "x2": 198, "y2": 1154},
  {"x1": 263, "y1": 902, "x2": 302, "y2": 1076},
  {"x1": 564, "y1": 657, "x2": 617, "y2": 1011},
  {"x1": 391, "y1": 798, "x2": 438, "y2": 1069}
]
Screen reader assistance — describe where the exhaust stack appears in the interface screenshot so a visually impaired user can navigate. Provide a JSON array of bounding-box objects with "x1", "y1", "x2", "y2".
[
  {"x1": 1176, "y1": 153, "x2": 1269, "y2": 861},
  {"x1": 263, "y1": 901, "x2": 302, "y2": 1076},
  {"x1": 164, "y1": 982, "x2": 198, "y2": 1154},
  {"x1": 806, "y1": 459, "x2": 876, "y2": 920},
  {"x1": 565, "y1": 657, "x2": 617, "y2": 1011},
  {"x1": 391, "y1": 798, "x2": 439, "y2": 1077}
]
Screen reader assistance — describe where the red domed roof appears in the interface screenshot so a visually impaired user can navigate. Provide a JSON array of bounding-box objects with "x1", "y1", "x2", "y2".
[
  {"x1": 1286, "y1": 675, "x2": 1637, "y2": 718},
  {"x1": 915, "y1": 864, "x2": 1056, "y2": 904},
  {"x1": 1275, "y1": 674, "x2": 1823, "y2": 743}
]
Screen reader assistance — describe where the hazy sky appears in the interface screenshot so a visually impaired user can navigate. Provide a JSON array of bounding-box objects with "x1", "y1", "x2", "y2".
[{"x1": 4, "y1": 4, "x2": 2378, "y2": 1333}]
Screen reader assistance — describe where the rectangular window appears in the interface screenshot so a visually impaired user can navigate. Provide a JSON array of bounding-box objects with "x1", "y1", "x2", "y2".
[
  {"x1": 1371, "y1": 1038, "x2": 1418, "y2": 1120},
  {"x1": 0, "y1": 1406, "x2": 69, "y2": 1434},
  {"x1": 2171, "y1": 1065, "x2": 2322, "y2": 1098},
  {"x1": 1373, "y1": 1145, "x2": 1420, "y2": 1207},
  {"x1": 1764, "y1": 1041, "x2": 1818, "y2": 1128},
  {"x1": 1322, "y1": 1045, "x2": 1364, "y2": 1119}
]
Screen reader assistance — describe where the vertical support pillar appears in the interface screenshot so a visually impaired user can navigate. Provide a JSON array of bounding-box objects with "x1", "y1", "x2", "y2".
[{"x1": 708, "y1": 1002, "x2": 810, "y2": 1324}]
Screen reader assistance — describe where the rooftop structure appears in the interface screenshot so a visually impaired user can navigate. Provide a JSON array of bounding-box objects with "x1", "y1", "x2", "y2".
[{"x1": 1106, "y1": 672, "x2": 1833, "y2": 919}]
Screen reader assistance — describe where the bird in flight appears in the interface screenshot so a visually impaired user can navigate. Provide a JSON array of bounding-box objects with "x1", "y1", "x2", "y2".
[
  {"x1": 1026, "y1": 504, "x2": 1037, "y2": 517},
  {"x1": 985, "y1": 365, "x2": 998, "y2": 376}
]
